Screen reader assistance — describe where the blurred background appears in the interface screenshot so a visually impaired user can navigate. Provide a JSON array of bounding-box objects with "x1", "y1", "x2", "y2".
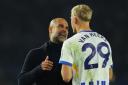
[{"x1": 0, "y1": 0, "x2": 128, "y2": 85}]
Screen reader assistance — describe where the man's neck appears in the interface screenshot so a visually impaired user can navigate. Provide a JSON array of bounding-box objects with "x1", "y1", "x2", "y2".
[
  {"x1": 76, "y1": 22, "x2": 91, "y2": 32},
  {"x1": 79, "y1": 28, "x2": 92, "y2": 32},
  {"x1": 50, "y1": 39, "x2": 63, "y2": 45}
]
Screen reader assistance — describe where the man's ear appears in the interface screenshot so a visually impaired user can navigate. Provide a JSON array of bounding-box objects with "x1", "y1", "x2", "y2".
[
  {"x1": 48, "y1": 26, "x2": 52, "y2": 37},
  {"x1": 49, "y1": 26, "x2": 52, "y2": 33},
  {"x1": 74, "y1": 16, "x2": 79, "y2": 25}
]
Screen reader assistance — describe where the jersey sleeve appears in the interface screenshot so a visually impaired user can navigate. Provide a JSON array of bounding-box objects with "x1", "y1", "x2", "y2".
[
  {"x1": 108, "y1": 55, "x2": 113, "y2": 68},
  {"x1": 108, "y1": 44, "x2": 113, "y2": 68},
  {"x1": 59, "y1": 41, "x2": 73, "y2": 67}
]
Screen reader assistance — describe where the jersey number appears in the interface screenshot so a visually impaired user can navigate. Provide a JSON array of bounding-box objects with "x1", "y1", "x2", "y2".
[{"x1": 82, "y1": 42, "x2": 110, "y2": 69}]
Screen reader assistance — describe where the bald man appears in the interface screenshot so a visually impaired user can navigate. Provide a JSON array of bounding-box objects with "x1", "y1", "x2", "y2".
[{"x1": 18, "y1": 18, "x2": 71, "y2": 85}]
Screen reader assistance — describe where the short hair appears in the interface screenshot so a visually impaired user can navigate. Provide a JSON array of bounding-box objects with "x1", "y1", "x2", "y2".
[
  {"x1": 49, "y1": 18, "x2": 66, "y2": 28},
  {"x1": 71, "y1": 4, "x2": 93, "y2": 21}
]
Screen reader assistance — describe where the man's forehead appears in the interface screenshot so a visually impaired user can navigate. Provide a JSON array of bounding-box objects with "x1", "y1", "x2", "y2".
[
  {"x1": 56, "y1": 19, "x2": 68, "y2": 26},
  {"x1": 56, "y1": 19, "x2": 67, "y2": 23},
  {"x1": 50, "y1": 18, "x2": 68, "y2": 27}
]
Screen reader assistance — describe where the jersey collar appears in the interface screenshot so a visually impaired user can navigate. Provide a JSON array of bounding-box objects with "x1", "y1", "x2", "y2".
[{"x1": 79, "y1": 30, "x2": 94, "y2": 33}]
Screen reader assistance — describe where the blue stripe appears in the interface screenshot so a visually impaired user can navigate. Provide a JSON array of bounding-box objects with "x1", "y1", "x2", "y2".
[
  {"x1": 59, "y1": 61, "x2": 72, "y2": 67},
  {"x1": 81, "y1": 82, "x2": 85, "y2": 85},
  {"x1": 97, "y1": 81, "x2": 99, "y2": 85},
  {"x1": 89, "y1": 81, "x2": 94, "y2": 85},
  {"x1": 101, "y1": 81, "x2": 106, "y2": 85}
]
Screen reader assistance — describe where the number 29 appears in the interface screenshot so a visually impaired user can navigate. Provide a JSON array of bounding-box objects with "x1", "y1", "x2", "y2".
[{"x1": 82, "y1": 42, "x2": 110, "y2": 69}]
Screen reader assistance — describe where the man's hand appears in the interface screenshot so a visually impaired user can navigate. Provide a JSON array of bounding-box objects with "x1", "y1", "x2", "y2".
[{"x1": 41, "y1": 56, "x2": 53, "y2": 71}]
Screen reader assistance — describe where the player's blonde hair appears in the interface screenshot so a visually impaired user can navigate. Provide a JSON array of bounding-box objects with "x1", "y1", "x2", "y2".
[{"x1": 71, "y1": 4, "x2": 93, "y2": 22}]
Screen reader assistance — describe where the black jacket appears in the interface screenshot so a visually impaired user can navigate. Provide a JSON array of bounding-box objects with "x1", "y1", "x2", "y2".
[{"x1": 18, "y1": 41, "x2": 71, "y2": 85}]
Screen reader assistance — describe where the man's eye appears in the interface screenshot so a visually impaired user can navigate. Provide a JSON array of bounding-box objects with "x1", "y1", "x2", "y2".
[
  {"x1": 65, "y1": 26, "x2": 68, "y2": 30},
  {"x1": 58, "y1": 24, "x2": 64, "y2": 28}
]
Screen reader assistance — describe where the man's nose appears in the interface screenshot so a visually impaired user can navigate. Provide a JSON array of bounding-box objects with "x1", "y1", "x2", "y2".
[{"x1": 60, "y1": 29, "x2": 68, "y2": 33}]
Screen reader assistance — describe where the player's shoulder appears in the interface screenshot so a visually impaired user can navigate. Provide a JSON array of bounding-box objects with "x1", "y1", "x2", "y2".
[
  {"x1": 64, "y1": 33, "x2": 78, "y2": 43},
  {"x1": 98, "y1": 32, "x2": 110, "y2": 41},
  {"x1": 64, "y1": 32, "x2": 89, "y2": 42},
  {"x1": 96, "y1": 32, "x2": 111, "y2": 44}
]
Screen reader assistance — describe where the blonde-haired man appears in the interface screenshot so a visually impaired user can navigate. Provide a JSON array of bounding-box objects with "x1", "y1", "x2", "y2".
[{"x1": 59, "y1": 4, "x2": 113, "y2": 85}]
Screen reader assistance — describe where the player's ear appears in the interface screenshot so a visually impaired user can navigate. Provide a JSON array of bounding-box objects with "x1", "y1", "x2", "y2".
[{"x1": 74, "y1": 16, "x2": 78, "y2": 25}]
